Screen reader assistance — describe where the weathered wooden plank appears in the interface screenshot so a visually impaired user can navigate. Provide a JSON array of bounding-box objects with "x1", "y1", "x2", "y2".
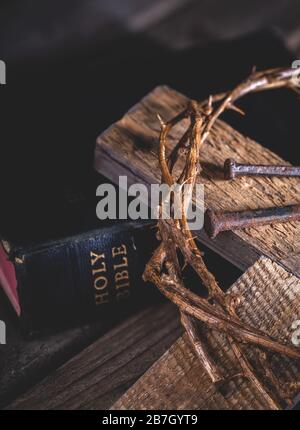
[
  {"x1": 112, "y1": 257, "x2": 300, "y2": 410},
  {"x1": 0, "y1": 289, "x2": 141, "y2": 409},
  {"x1": 6, "y1": 302, "x2": 182, "y2": 410},
  {"x1": 94, "y1": 85, "x2": 300, "y2": 275},
  {"x1": 1, "y1": 238, "x2": 240, "y2": 409}
]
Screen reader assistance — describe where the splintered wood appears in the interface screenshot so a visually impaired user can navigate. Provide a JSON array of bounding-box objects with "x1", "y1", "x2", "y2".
[{"x1": 112, "y1": 257, "x2": 300, "y2": 410}]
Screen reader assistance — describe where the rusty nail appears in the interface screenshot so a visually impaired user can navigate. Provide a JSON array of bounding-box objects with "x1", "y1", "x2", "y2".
[
  {"x1": 204, "y1": 204, "x2": 300, "y2": 238},
  {"x1": 224, "y1": 158, "x2": 300, "y2": 180}
]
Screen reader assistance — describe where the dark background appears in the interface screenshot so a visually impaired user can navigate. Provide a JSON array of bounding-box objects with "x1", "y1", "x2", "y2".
[
  {"x1": 0, "y1": 0, "x2": 300, "y2": 410},
  {"x1": 1, "y1": 0, "x2": 300, "y2": 242}
]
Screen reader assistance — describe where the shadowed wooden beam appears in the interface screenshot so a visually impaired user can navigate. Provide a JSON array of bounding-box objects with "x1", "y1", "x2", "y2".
[{"x1": 6, "y1": 303, "x2": 181, "y2": 410}]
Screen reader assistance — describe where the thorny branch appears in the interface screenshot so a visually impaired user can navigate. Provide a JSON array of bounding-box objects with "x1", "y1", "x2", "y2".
[{"x1": 143, "y1": 67, "x2": 300, "y2": 409}]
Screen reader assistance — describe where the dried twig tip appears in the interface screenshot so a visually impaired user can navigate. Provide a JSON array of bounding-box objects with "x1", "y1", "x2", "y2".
[{"x1": 157, "y1": 113, "x2": 166, "y2": 127}]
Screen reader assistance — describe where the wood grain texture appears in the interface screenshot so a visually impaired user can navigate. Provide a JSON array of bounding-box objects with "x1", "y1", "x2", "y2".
[
  {"x1": 112, "y1": 257, "x2": 300, "y2": 410},
  {"x1": 0, "y1": 291, "x2": 138, "y2": 409},
  {"x1": 6, "y1": 302, "x2": 181, "y2": 410},
  {"x1": 94, "y1": 85, "x2": 300, "y2": 275}
]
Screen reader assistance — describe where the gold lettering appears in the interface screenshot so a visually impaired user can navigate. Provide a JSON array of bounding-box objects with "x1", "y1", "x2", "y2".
[
  {"x1": 115, "y1": 282, "x2": 130, "y2": 290},
  {"x1": 90, "y1": 251, "x2": 105, "y2": 266},
  {"x1": 112, "y1": 244, "x2": 127, "y2": 257},
  {"x1": 92, "y1": 261, "x2": 107, "y2": 275},
  {"x1": 113, "y1": 257, "x2": 128, "y2": 270},
  {"x1": 94, "y1": 276, "x2": 108, "y2": 291},
  {"x1": 95, "y1": 292, "x2": 109, "y2": 305},
  {"x1": 115, "y1": 270, "x2": 129, "y2": 283}
]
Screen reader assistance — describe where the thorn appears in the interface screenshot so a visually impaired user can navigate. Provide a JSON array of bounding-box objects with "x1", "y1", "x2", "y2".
[
  {"x1": 229, "y1": 103, "x2": 245, "y2": 116},
  {"x1": 157, "y1": 113, "x2": 165, "y2": 127},
  {"x1": 252, "y1": 65, "x2": 257, "y2": 74},
  {"x1": 228, "y1": 372, "x2": 245, "y2": 382},
  {"x1": 181, "y1": 173, "x2": 197, "y2": 186},
  {"x1": 181, "y1": 261, "x2": 188, "y2": 271}
]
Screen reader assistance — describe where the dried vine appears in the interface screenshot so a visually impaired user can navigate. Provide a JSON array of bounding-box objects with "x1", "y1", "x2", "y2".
[{"x1": 143, "y1": 67, "x2": 300, "y2": 409}]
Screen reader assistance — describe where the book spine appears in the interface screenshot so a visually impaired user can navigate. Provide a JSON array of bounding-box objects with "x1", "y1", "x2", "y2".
[{"x1": 13, "y1": 223, "x2": 157, "y2": 331}]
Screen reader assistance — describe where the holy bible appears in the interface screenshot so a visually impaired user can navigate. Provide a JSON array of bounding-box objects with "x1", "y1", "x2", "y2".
[{"x1": 0, "y1": 220, "x2": 157, "y2": 332}]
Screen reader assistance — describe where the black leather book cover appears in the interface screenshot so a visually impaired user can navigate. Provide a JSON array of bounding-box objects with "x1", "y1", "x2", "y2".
[{"x1": 3, "y1": 220, "x2": 158, "y2": 332}]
